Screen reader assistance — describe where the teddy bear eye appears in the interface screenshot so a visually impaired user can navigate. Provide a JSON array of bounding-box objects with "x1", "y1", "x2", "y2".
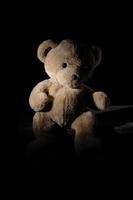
[{"x1": 62, "y1": 63, "x2": 67, "y2": 68}]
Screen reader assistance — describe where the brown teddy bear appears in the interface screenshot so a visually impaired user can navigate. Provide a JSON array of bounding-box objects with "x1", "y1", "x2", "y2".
[{"x1": 29, "y1": 39, "x2": 110, "y2": 152}]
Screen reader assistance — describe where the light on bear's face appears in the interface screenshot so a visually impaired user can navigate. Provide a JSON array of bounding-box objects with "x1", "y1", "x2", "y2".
[
  {"x1": 43, "y1": 39, "x2": 102, "y2": 88},
  {"x1": 56, "y1": 69, "x2": 81, "y2": 89}
]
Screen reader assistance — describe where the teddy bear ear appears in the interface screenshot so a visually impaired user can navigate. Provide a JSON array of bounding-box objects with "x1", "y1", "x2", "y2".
[
  {"x1": 91, "y1": 46, "x2": 102, "y2": 67},
  {"x1": 37, "y1": 40, "x2": 57, "y2": 63}
]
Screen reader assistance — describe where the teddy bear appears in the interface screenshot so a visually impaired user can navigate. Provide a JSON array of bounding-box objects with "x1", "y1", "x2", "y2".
[{"x1": 29, "y1": 39, "x2": 110, "y2": 152}]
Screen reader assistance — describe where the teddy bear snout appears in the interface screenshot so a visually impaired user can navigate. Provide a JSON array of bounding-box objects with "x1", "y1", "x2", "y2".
[{"x1": 72, "y1": 74, "x2": 81, "y2": 82}]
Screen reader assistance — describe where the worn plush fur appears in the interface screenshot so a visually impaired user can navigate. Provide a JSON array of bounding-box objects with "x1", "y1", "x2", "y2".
[{"x1": 29, "y1": 39, "x2": 109, "y2": 151}]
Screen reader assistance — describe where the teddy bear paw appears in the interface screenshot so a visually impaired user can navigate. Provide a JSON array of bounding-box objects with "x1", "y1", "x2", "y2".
[{"x1": 93, "y1": 91, "x2": 110, "y2": 110}]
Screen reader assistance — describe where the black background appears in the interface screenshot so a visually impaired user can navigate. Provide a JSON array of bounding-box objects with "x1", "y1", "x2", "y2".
[{"x1": 2, "y1": 1, "x2": 133, "y2": 188}]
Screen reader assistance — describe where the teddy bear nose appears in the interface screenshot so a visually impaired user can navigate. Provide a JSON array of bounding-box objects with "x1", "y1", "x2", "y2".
[{"x1": 72, "y1": 74, "x2": 80, "y2": 81}]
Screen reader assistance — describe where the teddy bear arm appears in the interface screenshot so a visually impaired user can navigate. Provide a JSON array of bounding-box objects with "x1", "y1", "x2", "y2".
[
  {"x1": 29, "y1": 80, "x2": 51, "y2": 111},
  {"x1": 83, "y1": 85, "x2": 110, "y2": 110},
  {"x1": 92, "y1": 91, "x2": 110, "y2": 110}
]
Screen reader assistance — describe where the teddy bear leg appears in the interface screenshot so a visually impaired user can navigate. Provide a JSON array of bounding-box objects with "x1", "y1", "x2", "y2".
[
  {"x1": 71, "y1": 111, "x2": 100, "y2": 152},
  {"x1": 33, "y1": 112, "x2": 56, "y2": 138}
]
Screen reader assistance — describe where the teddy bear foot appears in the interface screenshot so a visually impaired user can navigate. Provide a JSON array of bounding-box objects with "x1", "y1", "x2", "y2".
[{"x1": 32, "y1": 112, "x2": 58, "y2": 138}]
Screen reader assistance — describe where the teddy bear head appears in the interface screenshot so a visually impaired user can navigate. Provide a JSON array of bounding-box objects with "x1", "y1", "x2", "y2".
[{"x1": 37, "y1": 39, "x2": 102, "y2": 89}]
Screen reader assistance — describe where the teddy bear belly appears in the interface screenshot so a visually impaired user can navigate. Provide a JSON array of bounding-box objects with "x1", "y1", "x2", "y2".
[{"x1": 50, "y1": 93, "x2": 85, "y2": 127}]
